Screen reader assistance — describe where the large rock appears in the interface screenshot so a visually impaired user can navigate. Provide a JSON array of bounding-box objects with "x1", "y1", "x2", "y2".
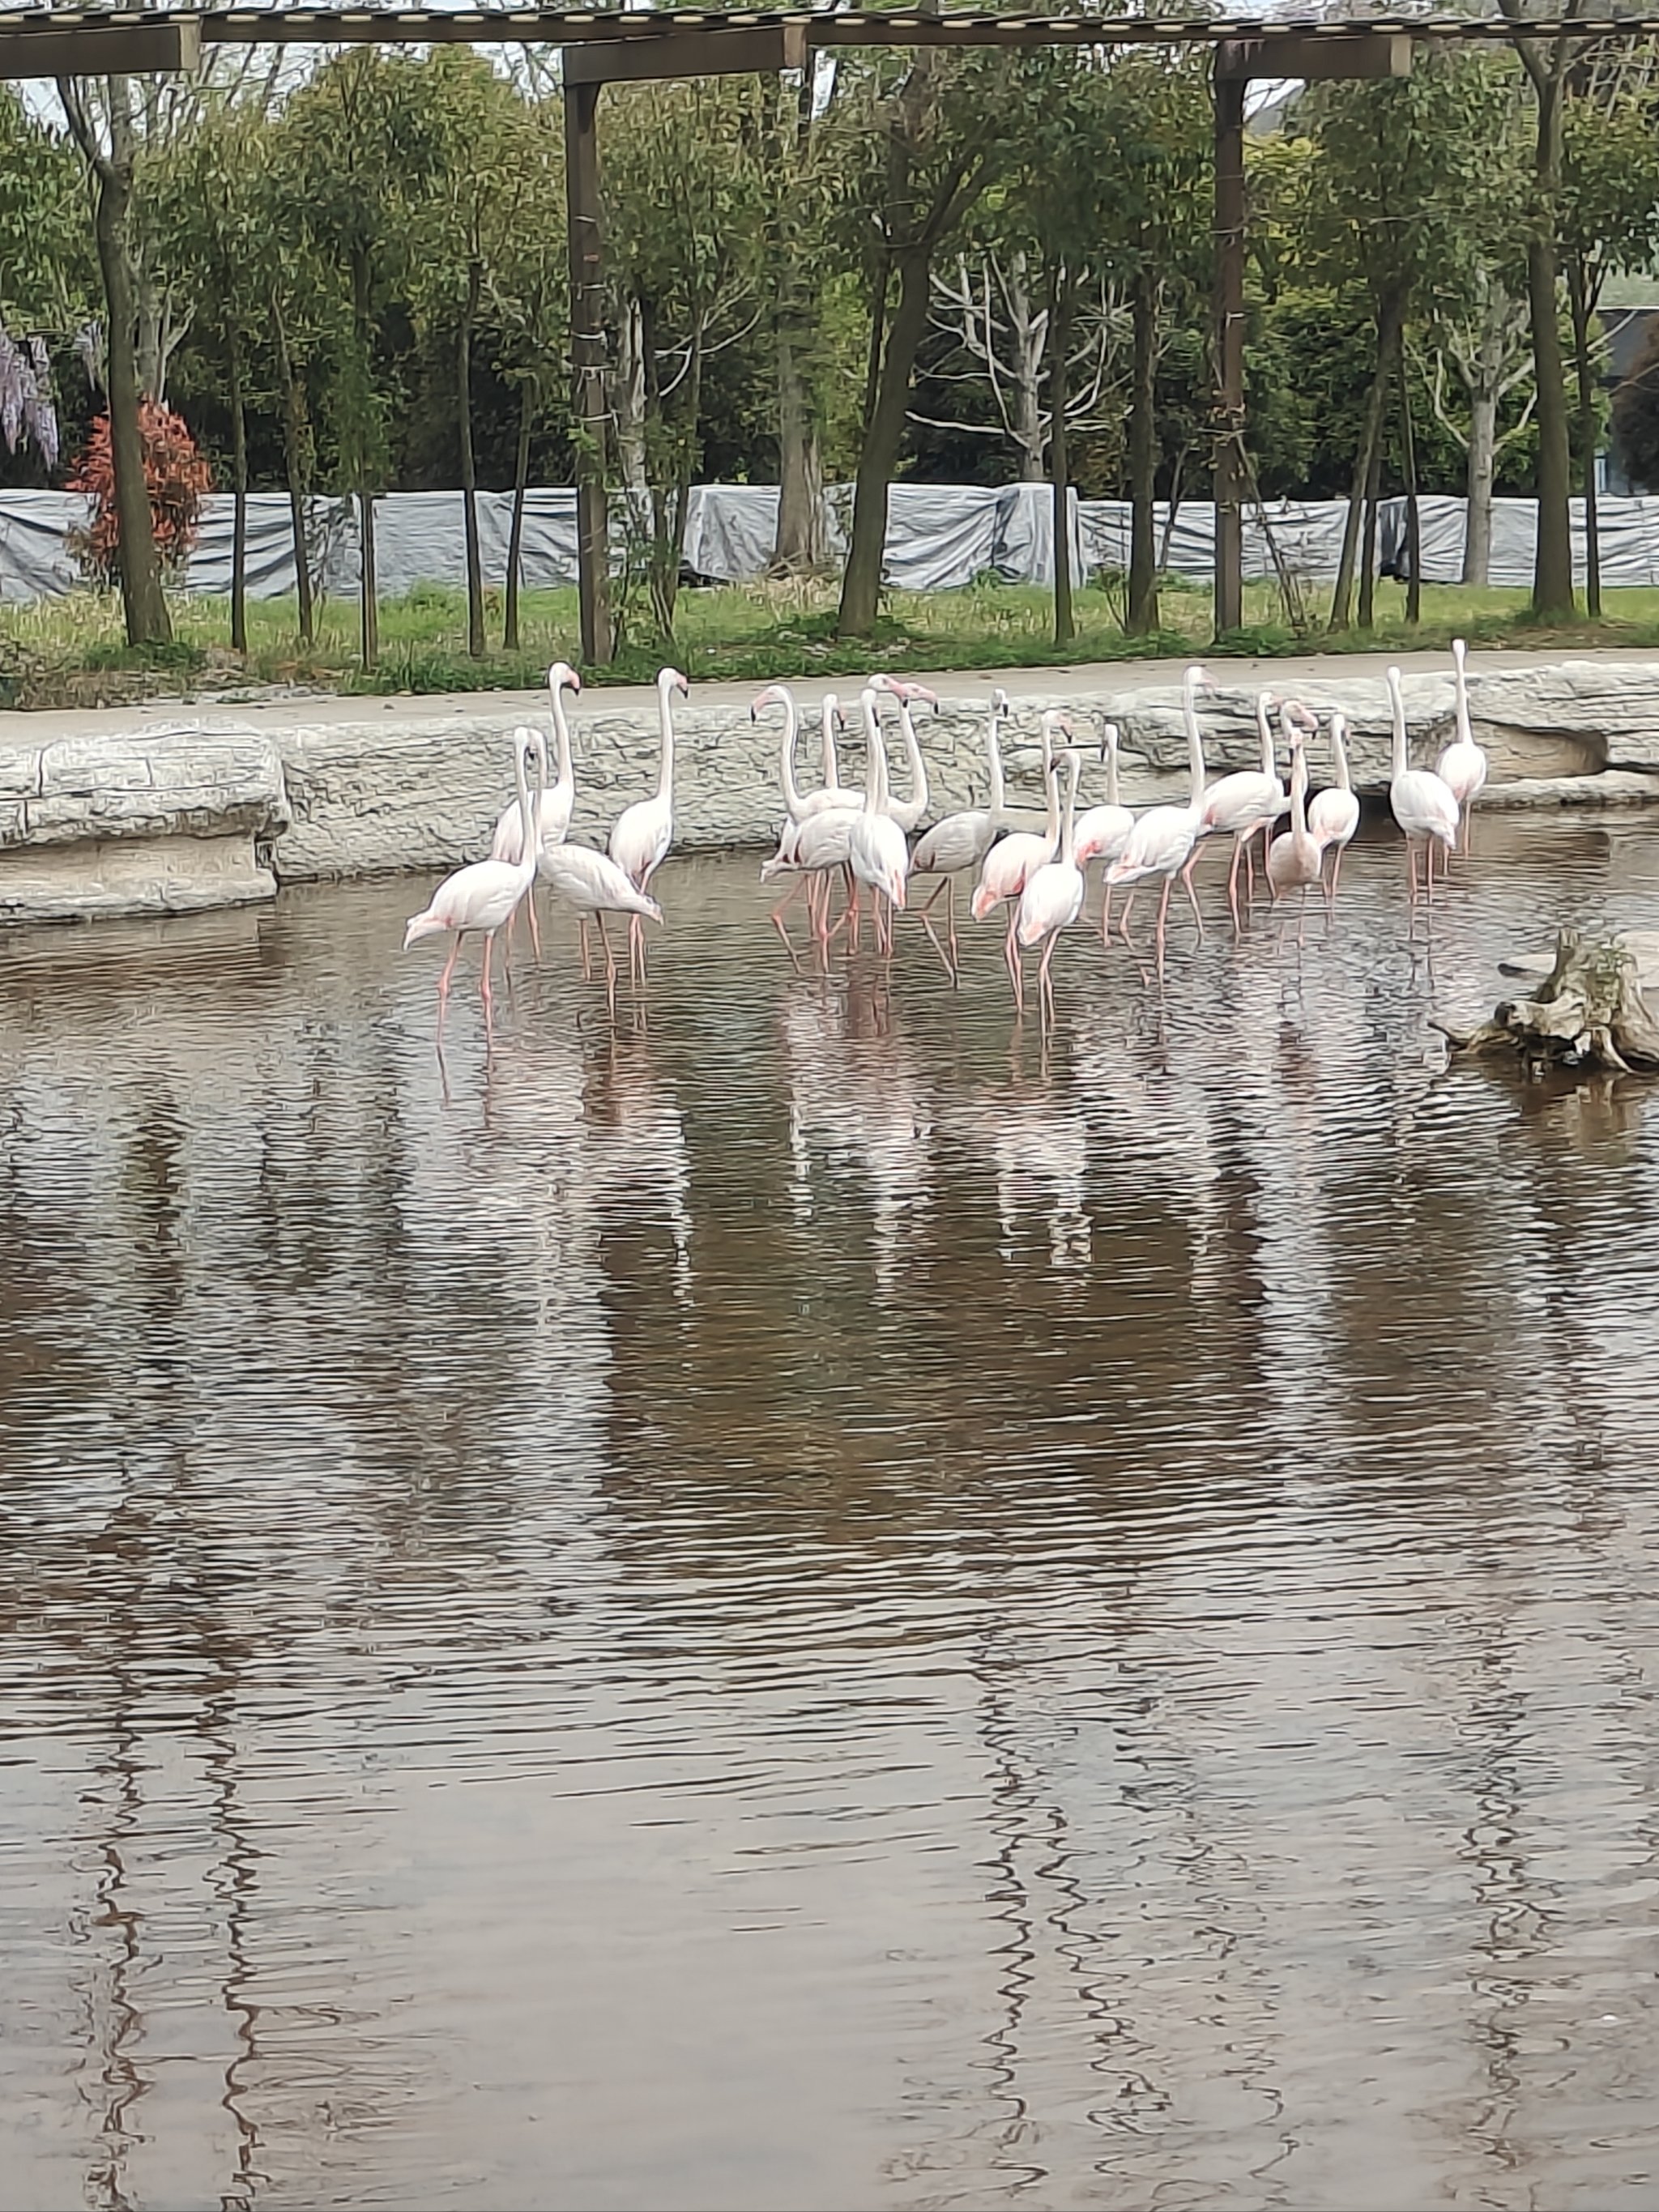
[{"x1": 0, "y1": 720, "x2": 287, "y2": 923}]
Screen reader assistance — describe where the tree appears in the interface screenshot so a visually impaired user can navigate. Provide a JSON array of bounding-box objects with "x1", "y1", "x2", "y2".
[
  {"x1": 276, "y1": 50, "x2": 446, "y2": 671},
  {"x1": 56, "y1": 75, "x2": 172, "y2": 644},
  {"x1": 1611, "y1": 317, "x2": 1659, "y2": 490},
  {"x1": 835, "y1": 50, "x2": 1012, "y2": 639}
]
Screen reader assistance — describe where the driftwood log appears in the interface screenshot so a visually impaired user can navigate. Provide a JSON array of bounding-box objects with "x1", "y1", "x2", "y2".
[{"x1": 1436, "y1": 931, "x2": 1659, "y2": 1074}]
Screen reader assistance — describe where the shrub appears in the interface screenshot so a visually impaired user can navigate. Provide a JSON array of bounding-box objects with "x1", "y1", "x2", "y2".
[{"x1": 66, "y1": 403, "x2": 213, "y2": 586}]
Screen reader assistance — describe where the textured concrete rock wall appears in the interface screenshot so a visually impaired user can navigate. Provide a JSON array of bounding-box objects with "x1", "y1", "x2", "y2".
[
  {"x1": 0, "y1": 722, "x2": 286, "y2": 922},
  {"x1": 2, "y1": 661, "x2": 1657, "y2": 925}
]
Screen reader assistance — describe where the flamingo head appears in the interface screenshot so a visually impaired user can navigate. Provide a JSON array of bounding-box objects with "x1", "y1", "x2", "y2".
[
  {"x1": 548, "y1": 661, "x2": 581, "y2": 696},
  {"x1": 1186, "y1": 664, "x2": 1209, "y2": 696},
  {"x1": 750, "y1": 681, "x2": 789, "y2": 723},
  {"x1": 992, "y1": 687, "x2": 1012, "y2": 720},
  {"x1": 1101, "y1": 720, "x2": 1120, "y2": 757},
  {"x1": 1043, "y1": 710, "x2": 1074, "y2": 748},
  {"x1": 660, "y1": 666, "x2": 690, "y2": 697},
  {"x1": 1452, "y1": 637, "x2": 1467, "y2": 671}
]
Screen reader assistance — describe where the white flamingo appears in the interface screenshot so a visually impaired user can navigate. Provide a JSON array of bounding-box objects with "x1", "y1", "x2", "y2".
[
  {"x1": 847, "y1": 686, "x2": 910, "y2": 953},
  {"x1": 608, "y1": 664, "x2": 687, "y2": 985},
  {"x1": 1072, "y1": 719, "x2": 1135, "y2": 944},
  {"x1": 1266, "y1": 727, "x2": 1323, "y2": 947},
  {"x1": 971, "y1": 710, "x2": 1069, "y2": 1006},
  {"x1": 868, "y1": 675, "x2": 934, "y2": 833},
  {"x1": 495, "y1": 660, "x2": 580, "y2": 963},
  {"x1": 1436, "y1": 636, "x2": 1489, "y2": 850},
  {"x1": 1307, "y1": 709, "x2": 1360, "y2": 914},
  {"x1": 1198, "y1": 687, "x2": 1287, "y2": 928},
  {"x1": 404, "y1": 727, "x2": 539, "y2": 1043},
  {"x1": 1387, "y1": 663, "x2": 1459, "y2": 909},
  {"x1": 909, "y1": 688, "x2": 1012, "y2": 976},
  {"x1": 538, "y1": 843, "x2": 664, "y2": 1012},
  {"x1": 1105, "y1": 663, "x2": 1209, "y2": 974},
  {"x1": 1016, "y1": 744, "x2": 1085, "y2": 1025}
]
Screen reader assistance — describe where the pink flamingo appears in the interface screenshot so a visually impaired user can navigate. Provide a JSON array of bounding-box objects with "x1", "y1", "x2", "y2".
[
  {"x1": 495, "y1": 660, "x2": 580, "y2": 964},
  {"x1": 1307, "y1": 710, "x2": 1360, "y2": 914},
  {"x1": 608, "y1": 666, "x2": 687, "y2": 986},
  {"x1": 1015, "y1": 744, "x2": 1085, "y2": 1025},
  {"x1": 971, "y1": 710, "x2": 1069, "y2": 1004},
  {"x1": 867, "y1": 676, "x2": 935, "y2": 833},
  {"x1": 1387, "y1": 664, "x2": 1459, "y2": 909},
  {"x1": 1265, "y1": 727, "x2": 1323, "y2": 946},
  {"x1": 404, "y1": 727, "x2": 539, "y2": 1043},
  {"x1": 1105, "y1": 663, "x2": 1209, "y2": 977},
  {"x1": 538, "y1": 843, "x2": 664, "y2": 1014},
  {"x1": 847, "y1": 687, "x2": 910, "y2": 954},
  {"x1": 1436, "y1": 637, "x2": 1489, "y2": 855},
  {"x1": 1198, "y1": 688, "x2": 1287, "y2": 929},
  {"x1": 908, "y1": 688, "x2": 1011, "y2": 976},
  {"x1": 1072, "y1": 719, "x2": 1135, "y2": 943}
]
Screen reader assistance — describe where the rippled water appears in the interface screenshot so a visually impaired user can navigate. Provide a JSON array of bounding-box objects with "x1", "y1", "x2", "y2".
[{"x1": 3, "y1": 810, "x2": 1659, "y2": 2212}]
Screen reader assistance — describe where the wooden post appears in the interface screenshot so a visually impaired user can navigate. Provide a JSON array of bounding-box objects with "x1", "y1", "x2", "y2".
[
  {"x1": 564, "y1": 72, "x2": 612, "y2": 667},
  {"x1": 1213, "y1": 47, "x2": 1246, "y2": 639}
]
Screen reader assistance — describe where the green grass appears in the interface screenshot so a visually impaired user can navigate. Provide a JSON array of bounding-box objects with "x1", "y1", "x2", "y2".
[{"x1": 5, "y1": 571, "x2": 1659, "y2": 710}]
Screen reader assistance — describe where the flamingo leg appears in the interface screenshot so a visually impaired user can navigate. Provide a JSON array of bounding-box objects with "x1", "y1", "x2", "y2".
[
  {"x1": 435, "y1": 931, "x2": 463, "y2": 1042},
  {"x1": 1003, "y1": 905, "x2": 1022, "y2": 1008},
  {"x1": 1038, "y1": 931, "x2": 1060, "y2": 1026},
  {"x1": 479, "y1": 928, "x2": 497, "y2": 1040},
  {"x1": 1118, "y1": 889, "x2": 1137, "y2": 949},
  {"x1": 527, "y1": 888, "x2": 542, "y2": 965},
  {"x1": 770, "y1": 888, "x2": 805, "y2": 973},
  {"x1": 1100, "y1": 878, "x2": 1114, "y2": 948},
  {"x1": 945, "y1": 876, "x2": 960, "y2": 974},
  {"x1": 1179, "y1": 855, "x2": 1207, "y2": 945},
  {"x1": 1227, "y1": 836, "x2": 1245, "y2": 934},
  {"x1": 578, "y1": 917, "x2": 593, "y2": 981},
  {"x1": 1154, "y1": 875, "x2": 1174, "y2": 982},
  {"x1": 1298, "y1": 883, "x2": 1309, "y2": 951},
  {"x1": 595, "y1": 913, "x2": 618, "y2": 1015}
]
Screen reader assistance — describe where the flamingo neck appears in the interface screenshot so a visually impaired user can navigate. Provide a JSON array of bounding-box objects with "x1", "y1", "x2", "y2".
[
  {"x1": 1183, "y1": 676, "x2": 1207, "y2": 814},
  {"x1": 1333, "y1": 717, "x2": 1351, "y2": 794},
  {"x1": 656, "y1": 678, "x2": 677, "y2": 803},
  {"x1": 514, "y1": 732, "x2": 536, "y2": 880},
  {"x1": 861, "y1": 693, "x2": 886, "y2": 814},
  {"x1": 550, "y1": 677, "x2": 574, "y2": 794},
  {"x1": 1453, "y1": 642, "x2": 1472, "y2": 744},
  {"x1": 1388, "y1": 676, "x2": 1408, "y2": 781},
  {"x1": 1059, "y1": 749, "x2": 1081, "y2": 868},
  {"x1": 1105, "y1": 735, "x2": 1120, "y2": 811},
  {"x1": 1290, "y1": 745, "x2": 1308, "y2": 840},
  {"x1": 821, "y1": 700, "x2": 842, "y2": 791},
  {"x1": 987, "y1": 709, "x2": 1006, "y2": 813},
  {"x1": 1040, "y1": 721, "x2": 1061, "y2": 842},
  {"x1": 1256, "y1": 695, "x2": 1275, "y2": 778},
  {"x1": 897, "y1": 703, "x2": 927, "y2": 820},
  {"x1": 775, "y1": 689, "x2": 805, "y2": 819}
]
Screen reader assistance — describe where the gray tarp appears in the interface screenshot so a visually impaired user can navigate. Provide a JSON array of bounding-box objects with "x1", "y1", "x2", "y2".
[{"x1": 5, "y1": 484, "x2": 1659, "y2": 600}]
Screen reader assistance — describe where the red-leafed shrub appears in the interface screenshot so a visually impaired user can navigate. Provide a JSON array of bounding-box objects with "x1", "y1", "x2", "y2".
[{"x1": 67, "y1": 403, "x2": 213, "y2": 585}]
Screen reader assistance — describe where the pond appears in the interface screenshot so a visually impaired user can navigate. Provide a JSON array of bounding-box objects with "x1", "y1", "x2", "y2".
[{"x1": 2, "y1": 811, "x2": 1658, "y2": 2211}]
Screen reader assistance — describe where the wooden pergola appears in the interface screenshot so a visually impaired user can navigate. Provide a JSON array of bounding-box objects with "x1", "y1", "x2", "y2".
[{"x1": 5, "y1": 5, "x2": 1655, "y2": 655}]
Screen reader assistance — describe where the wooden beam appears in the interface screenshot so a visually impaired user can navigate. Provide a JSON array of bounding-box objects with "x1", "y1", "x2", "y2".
[
  {"x1": 1215, "y1": 30, "x2": 1413, "y2": 81},
  {"x1": 0, "y1": 15, "x2": 200, "y2": 78},
  {"x1": 564, "y1": 20, "x2": 806, "y2": 83}
]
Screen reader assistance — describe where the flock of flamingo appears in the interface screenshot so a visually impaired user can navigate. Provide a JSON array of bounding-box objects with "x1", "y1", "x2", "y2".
[{"x1": 403, "y1": 641, "x2": 1489, "y2": 1036}]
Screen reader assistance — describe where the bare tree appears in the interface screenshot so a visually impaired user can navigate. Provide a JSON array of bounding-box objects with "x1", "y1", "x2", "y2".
[{"x1": 1425, "y1": 269, "x2": 1537, "y2": 585}]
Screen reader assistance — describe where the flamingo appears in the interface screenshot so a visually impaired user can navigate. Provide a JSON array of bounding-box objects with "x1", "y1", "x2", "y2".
[
  {"x1": 1436, "y1": 636, "x2": 1489, "y2": 850},
  {"x1": 754, "y1": 683, "x2": 821, "y2": 957},
  {"x1": 1105, "y1": 663, "x2": 1209, "y2": 975},
  {"x1": 1266, "y1": 727, "x2": 1322, "y2": 947},
  {"x1": 909, "y1": 688, "x2": 1012, "y2": 977},
  {"x1": 1198, "y1": 688, "x2": 1287, "y2": 929},
  {"x1": 1072, "y1": 719, "x2": 1135, "y2": 944},
  {"x1": 538, "y1": 843, "x2": 664, "y2": 1013},
  {"x1": 867, "y1": 675, "x2": 935, "y2": 833},
  {"x1": 1387, "y1": 663, "x2": 1459, "y2": 909},
  {"x1": 1307, "y1": 709, "x2": 1360, "y2": 914},
  {"x1": 971, "y1": 710, "x2": 1069, "y2": 1006},
  {"x1": 1016, "y1": 744, "x2": 1085, "y2": 1025},
  {"x1": 495, "y1": 660, "x2": 580, "y2": 964},
  {"x1": 608, "y1": 665, "x2": 687, "y2": 986},
  {"x1": 847, "y1": 686, "x2": 910, "y2": 954},
  {"x1": 404, "y1": 726, "x2": 539, "y2": 1043}
]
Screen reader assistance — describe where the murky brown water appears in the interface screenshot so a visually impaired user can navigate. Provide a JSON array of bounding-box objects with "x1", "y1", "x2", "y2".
[{"x1": 3, "y1": 812, "x2": 1659, "y2": 2212}]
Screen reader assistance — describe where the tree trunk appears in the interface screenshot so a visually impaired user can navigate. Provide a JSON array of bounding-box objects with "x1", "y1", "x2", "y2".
[
  {"x1": 1400, "y1": 324, "x2": 1422, "y2": 626},
  {"x1": 272, "y1": 293, "x2": 314, "y2": 645},
  {"x1": 1462, "y1": 383, "x2": 1498, "y2": 586},
  {"x1": 504, "y1": 375, "x2": 535, "y2": 652},
  {"x1": 350, "y1": 245, "x2": 378, "y2": 672},
  {"x1": 1008, "y1": 254, "x2": 1046, "y2": 484},
  {"x1": 227, "y1": 320, "x2": 248, "y2": 655},
  {"x1": 359, "y1": 492, "x2": 378, "y2": 670},
  {"x1": 839, "y1": 249, "x2": 931, "y2": 639},
  {"x1": 1158, "y1": 449, "x2": 1186, "y2": 570},
  {"x1": 1048, "y1": 266, "x2": 1074, "y2": 649},
  {"x1": 1330, "y1": 292, "x2": 1402, "y2": 632},
  {"x1": 458, "y1": 258, "x2": 485, "y2": 659},
  {"x1": 1358, "y1": 400, "x2": 1385, "y2": 631},
  {"x1": 1126, "y1": 264, "x2": 1159, "y2": 637},
  {"x1": 1524, "y1": 66, "x2": 1574, "y2": 620},
  {"x1": 83, "y1": 79, "x2": 170, "y2": 647},
  {"x1": 1568, "y1": 254, "x2": 1601, "y2": 620},
  {"x1": 771, "y1": 319, "x2": 825, "y2": 573}
]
